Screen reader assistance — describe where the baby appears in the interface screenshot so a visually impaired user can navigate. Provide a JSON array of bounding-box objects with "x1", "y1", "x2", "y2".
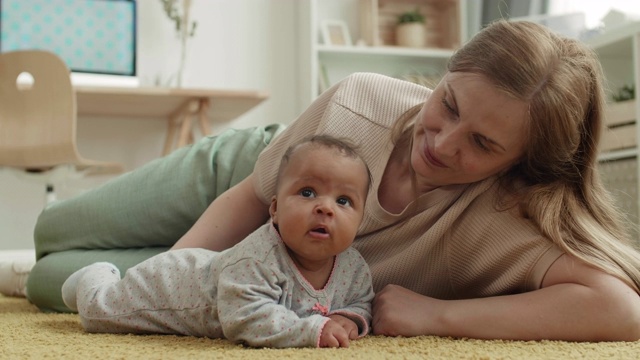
[{"x1": 61, "y1": 134, "x2": 374, "y2": 348}]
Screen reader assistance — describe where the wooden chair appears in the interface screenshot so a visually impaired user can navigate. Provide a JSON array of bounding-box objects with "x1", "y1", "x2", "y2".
[{"x1": 0, "y1": 50, "x2": 123, "y2": 202}]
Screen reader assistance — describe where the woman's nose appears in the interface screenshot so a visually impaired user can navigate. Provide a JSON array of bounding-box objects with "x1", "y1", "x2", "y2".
[{"x1": 434, "y1": 124, "x2": 460, "y2": 158}]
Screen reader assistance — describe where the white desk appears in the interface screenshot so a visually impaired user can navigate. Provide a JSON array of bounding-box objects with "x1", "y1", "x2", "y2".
[{"x1": 74, "y1": 86, "x2": 269, "y2": 154}]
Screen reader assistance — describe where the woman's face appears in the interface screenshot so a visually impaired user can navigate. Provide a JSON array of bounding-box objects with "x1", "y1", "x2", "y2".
[{"x1": 411, "y1": 71, "x2": 528, "y2": 191}]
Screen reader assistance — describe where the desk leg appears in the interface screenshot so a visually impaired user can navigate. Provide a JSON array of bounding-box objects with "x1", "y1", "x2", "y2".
[
  {"x1": 162, "y1": 99, "x2": 201, "y2": 156},
  {"x1": 198, "y1": 99, "x2": 212, "y2": 137},
  {"x1": 177, "y1": 113, "x2": 193, "y2": 149},
  {"x1": 163, "y1": 112, "x2": 181, "y2": 156},
  {"x1": 162, "y1": 99, "x2": 215, "y2": 156}
]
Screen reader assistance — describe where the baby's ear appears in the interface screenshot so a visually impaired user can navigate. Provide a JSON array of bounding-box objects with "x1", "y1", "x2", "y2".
[{"x1": 269, "y1": 195, "x2": 278, "y2": 222}]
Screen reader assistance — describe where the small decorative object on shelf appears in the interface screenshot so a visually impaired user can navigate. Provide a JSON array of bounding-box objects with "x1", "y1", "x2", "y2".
[
  {"x1": 601, "y1": 84, "x2": 637, "y2": 153},
  {"x1": 321, "y1": 20, "x2": 352, "y2": 46},
  {"x1": 359, "y1": 0, "x2": 460, "y2": 49},
  {"x1": 396, "y1": 7, "x2": 425, "y2": 48},
  {"x1": 613, "y1": 84, "x2": 635, "y2": 102},
  {"x1": 160, "y1": 0, "x2": 198, "y2": 87}
]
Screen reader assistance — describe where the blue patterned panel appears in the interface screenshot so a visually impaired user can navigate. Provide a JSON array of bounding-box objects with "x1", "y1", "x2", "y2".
[{"x1": 0, "y1": 0, "x2": 136, "y2": 75}]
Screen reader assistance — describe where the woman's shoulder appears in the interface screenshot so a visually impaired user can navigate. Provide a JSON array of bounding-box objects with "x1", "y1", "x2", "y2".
[
  {"x1": 335, "y1": 72, "x2": 430, "y2": 93},
  {"x1": 334, "y1": 72, "x2": 432, "y2": 105},
  {"x1": 331, "y1": 72, "x2": 431, "y2": 125}
]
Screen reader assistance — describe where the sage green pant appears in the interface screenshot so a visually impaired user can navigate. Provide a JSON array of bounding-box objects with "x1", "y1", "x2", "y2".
[{"x1": 27, "y1": 124, "x2": 285, "y2": 312}]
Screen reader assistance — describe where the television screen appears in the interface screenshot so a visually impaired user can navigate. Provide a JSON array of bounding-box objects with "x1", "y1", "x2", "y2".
[{"x1": 0, "y1": 0, "x2": 136, "y2": 76}]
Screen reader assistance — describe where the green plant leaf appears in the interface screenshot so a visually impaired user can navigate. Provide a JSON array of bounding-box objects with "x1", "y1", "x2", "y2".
[{"x1": 398, "y1": 8, "x2": 425, "y2": 24}]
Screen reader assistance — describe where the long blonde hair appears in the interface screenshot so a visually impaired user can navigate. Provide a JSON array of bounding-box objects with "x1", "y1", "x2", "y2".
[{"x1": 395, "y1": 20, "x2": 640, "y2": 292}]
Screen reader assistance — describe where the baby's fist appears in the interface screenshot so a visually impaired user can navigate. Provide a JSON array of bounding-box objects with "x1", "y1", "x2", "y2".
[{"x1": 319, "y1": 319, "x2": 350, "y2": 348}]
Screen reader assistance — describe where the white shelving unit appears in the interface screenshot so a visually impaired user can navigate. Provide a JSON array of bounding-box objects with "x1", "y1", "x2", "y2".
[
  {"x1": 295, "y1": 0, "x2": 470, "y2": 114},
  {"x1": 588, "y1": 22, "x2": 640, "y2": 242}
]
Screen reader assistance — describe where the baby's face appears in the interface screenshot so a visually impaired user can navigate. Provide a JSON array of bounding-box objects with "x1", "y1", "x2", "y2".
[{"x1": 270, "y1": 145, "x2": 368, "y2": 265}]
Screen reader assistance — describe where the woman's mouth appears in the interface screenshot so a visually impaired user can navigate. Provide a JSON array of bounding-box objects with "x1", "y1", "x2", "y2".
[{"x1": 423, "y1": 140, "x2": 448, "y2": 168}]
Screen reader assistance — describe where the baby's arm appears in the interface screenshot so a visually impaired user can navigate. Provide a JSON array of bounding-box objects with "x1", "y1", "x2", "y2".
[
  {"x1": 217, "y1": 260, "x2": 332, "y2": 348},
  {"x1": 327, "y1": 253, "x2": 375, "y2": 337}
]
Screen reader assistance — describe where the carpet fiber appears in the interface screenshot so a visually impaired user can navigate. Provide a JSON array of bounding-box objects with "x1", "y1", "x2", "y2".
[{"x1": 2, "y1": 294, "x2": 639, "y2": 359}]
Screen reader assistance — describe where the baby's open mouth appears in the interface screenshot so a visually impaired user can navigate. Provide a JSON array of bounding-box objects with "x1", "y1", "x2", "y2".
[{"x1": 312, "y1": 227, "x2": 327, "y2": 234}]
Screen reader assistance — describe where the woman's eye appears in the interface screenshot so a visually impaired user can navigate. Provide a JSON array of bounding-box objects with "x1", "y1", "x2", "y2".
[
  {"x1": 474, "y1": 135, "x2": 490, "y2": 152},
  {"x1": 300, "y1": 189, "x2": 315, "y2": 198},
  {"x1": 336, "y1": 197, "x2": 352, "y2": 207},
  {"x1": 441, "y1": 97, "x2": 457, "y2": 115}
]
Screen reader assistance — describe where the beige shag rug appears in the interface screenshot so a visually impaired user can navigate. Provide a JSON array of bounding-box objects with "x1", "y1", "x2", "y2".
[{"x1": 2, "y1": 294, "x2": 639, "y2": 359}]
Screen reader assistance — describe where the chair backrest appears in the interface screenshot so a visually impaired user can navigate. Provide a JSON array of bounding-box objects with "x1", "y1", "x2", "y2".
[{"x1": 0, "y1": 50, "x2": 81, "y2": 170}]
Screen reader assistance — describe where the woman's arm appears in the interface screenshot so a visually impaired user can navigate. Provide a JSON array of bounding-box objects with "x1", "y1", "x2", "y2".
[
  {"x1": 372, "y1": 254, "x2": 640, "y2": 341},
  {"x1": 172, "y1": 174, "x2": 270, "y2": 251}
]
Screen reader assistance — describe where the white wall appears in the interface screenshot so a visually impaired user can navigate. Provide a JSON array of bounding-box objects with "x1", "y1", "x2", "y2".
[{"x1": 0, "y1": 0, "x2": 299, "y2": 250}]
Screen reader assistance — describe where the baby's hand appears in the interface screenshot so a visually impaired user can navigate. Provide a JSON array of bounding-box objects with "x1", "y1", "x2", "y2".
[
  {"x1": 328, "y1": 314, "x2": 359, "y2": 340},
  {"x1": 319, "y1": 319, "x2": 350, "y2": 348}
]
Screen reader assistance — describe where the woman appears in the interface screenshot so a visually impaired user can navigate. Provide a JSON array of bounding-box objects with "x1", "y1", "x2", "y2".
[{"x1": 27, "y1": 20, "x2": 640, "y2": 341}]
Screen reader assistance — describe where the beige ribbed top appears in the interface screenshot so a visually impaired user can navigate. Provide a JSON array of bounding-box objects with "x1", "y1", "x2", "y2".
[{"x1": 254, "y1": 73, "x2": 563, "y2": 300}]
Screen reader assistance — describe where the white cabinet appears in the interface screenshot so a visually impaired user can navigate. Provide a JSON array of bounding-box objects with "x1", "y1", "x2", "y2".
[
  {"x1": 295, "y1": 0, "x2": 470, "y2": 114},
  {"x1": 588, "y1": 22, "x2": 640, "y2": 241}
]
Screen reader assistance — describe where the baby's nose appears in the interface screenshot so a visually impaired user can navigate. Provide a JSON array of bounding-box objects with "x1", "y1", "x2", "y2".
[{"x1": 314, "y1": 200, "x2": 334, "y2": 216}]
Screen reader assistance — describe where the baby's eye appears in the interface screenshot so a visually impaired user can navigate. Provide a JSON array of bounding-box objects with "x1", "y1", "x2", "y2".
[
  {"x1": 336, "y1": 196, "x2": 352, "y2": 207},
  {"x1": 300, "y1": 188, "x2": 315, "y2": 198}
]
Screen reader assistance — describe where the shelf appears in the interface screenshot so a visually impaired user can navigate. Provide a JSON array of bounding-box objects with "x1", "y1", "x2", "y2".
[
  {"x1": 587, "y1": 21, "x2": 640, "y2": 56},
  {"x1": 317, "y1": 46, "x2": 453, "y2": 77},
  {"x1": 298, "y1": 0, "x2": 466, "y2": 111},
  {"x1": 317, "y1": 44, "x2": 454, "y2": 58},
  {"x1": 599, "y1": 148, "x2": 638, "y2": 162},
  {"x1": 74, "y1": 86, "x2": 269, "y2": 123}
]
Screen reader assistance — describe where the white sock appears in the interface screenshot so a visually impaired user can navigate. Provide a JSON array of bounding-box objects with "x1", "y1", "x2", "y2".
[
  {"x1": 0, "y1": 258, "x2": 35, "y2": 297},
  {"x1": 61, "y1": 262, "x2": 120, "y2": 312}
]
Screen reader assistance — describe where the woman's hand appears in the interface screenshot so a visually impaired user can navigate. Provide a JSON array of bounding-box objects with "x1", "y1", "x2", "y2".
[
  {"x1": 319, "y1": 319, "x2": 350, "y2": 348},
  {"x1": 373, "y1": 255, "x2": 640, "y2": 341},
  {"x1": 372, "y1": 284, "x2": 442, "y2": 337}
]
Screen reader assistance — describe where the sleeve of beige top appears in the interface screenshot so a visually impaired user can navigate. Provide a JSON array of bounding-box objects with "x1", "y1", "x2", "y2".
[{"x1": 524, "y1": 244, "x2": 565, "y2": 291}]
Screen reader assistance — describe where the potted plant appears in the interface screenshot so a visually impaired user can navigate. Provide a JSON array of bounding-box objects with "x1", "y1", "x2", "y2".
[
  {"x1": 160, "y1": 0, "x2": 198, "y2": 87},
  {"x1": 396, "y1": 8, "x2": 426, "y2": 48}
]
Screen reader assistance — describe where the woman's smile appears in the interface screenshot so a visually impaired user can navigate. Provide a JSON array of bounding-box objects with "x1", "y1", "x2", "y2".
[{"x1": 422, "y1": 137, "x2": 448, "y2": 168}]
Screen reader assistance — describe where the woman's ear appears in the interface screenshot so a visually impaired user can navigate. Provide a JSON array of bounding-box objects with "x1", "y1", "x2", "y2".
[{"x1": 269, "y1": 195, "x2": 278, "y2": 222}]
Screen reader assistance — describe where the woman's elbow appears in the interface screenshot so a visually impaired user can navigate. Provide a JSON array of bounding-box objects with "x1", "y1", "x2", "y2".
[
  {"x1": 599, "y1": 286, "x2": 640, "y2": 341},
  {"x1": 614, "y1": 302, "x2": 640, "y2": 341}
]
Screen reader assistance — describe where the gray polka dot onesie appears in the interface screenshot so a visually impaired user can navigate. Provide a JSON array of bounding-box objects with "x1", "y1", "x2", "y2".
[{"x1": 73, "y1": 222, "x2": 374, "y2": 348}]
